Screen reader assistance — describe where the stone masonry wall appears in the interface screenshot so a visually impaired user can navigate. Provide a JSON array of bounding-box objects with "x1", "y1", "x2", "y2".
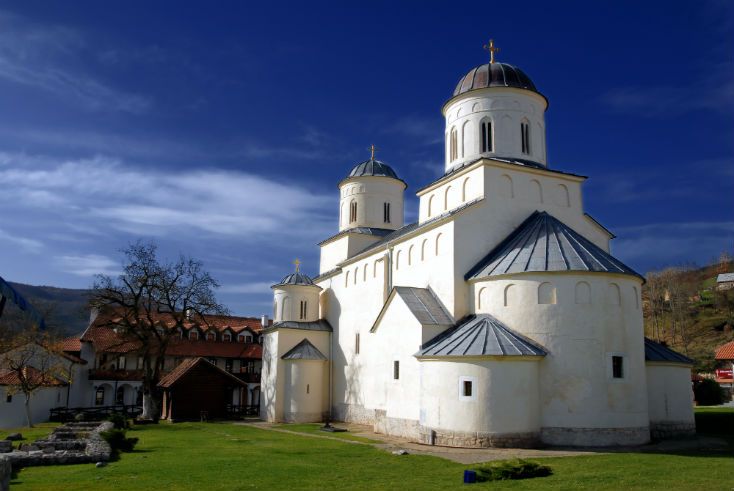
[
  {"x1": 650, "y1": 421, "x2": 696, "y2": 440},
  {"x1": 541, "y1": 426, "x2": 650, "y2": 446}
]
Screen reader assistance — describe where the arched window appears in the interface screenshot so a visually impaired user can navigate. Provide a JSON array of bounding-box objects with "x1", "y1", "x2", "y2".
[
  {"x1": 444, "y1": 186, "x2": 452, "y2": 211},
  {"x1": 222, "y1": 332, "x2": 232, "y2": 342},
  {"x1": 449, "y1": 127, "x2": 458, "y2": 161},
  {"x1": 421, "y1": 239, "x2": 428, "y2": 261},
  {"x1": 499, "y1": 174, "x2": 514, "y2": 198},
  {"x1": 395, "y1": 250, "x2": 402, "y2": 270},
  {"x1": 435, "y1": 233, "x2": 443, "y2": 256},
  {"x1": 530, "y1": 179, "x2": 543, "y2": 203},
  {"x1": 461, "y1": 121, "x2": 470, "y2": 158},
  {"x1": 206, "y1": 331, "x2": 216, "y2": 342},
  {"x1": 238, "y1": 333, "x2": 247, "y2": 343},
  {"x1": 427, "y1": 195, "x2": 435, "y2": 217},
  {"x1": 462, "y1": 177, "x2": 471, "y2": 202},
  {"x1": 504, "y1": 284, "x2": 515, "y2": 306},
  {"x1": 349, "y1": 200, "x2": 357, "y2": 223},
  {"x1": 408, "y1": 245, "x2": 414, "y2": 266},
  {"x1": 538, "y1": 282, "x2": 556, "y2": 305},
  {"x1": 383, "y1": 202, "x2": 391, "y2": 223},
  {"x1": 299, "y1": 300, "x2": 307, "y2": 320},
  {"x1": 575, "y1": 281, "x2": 591, "y2": 304},
  {"x1": 608, "y1": 283, "x2": 621, "y2": 305},
  {"x1": 477, "y1": 287, "x2": 487, "y2": 309},
  {"x1": 521, "y1": 121, "x2": 531, "y2": 155},
  {"x1": 480, "y1": 119, "x2": 493, "y2": 153}
]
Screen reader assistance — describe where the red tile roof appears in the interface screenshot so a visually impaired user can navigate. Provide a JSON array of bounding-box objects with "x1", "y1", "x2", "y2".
[
  {"x1": 715, "y1": 341, "x2": 734, "y2": 360},
  {"x1": 157, "y1": 357, "x2": 248, "y2": 388},
  {"x1": 58, "y1": 336, "x2": 82, "y2": 352},
  {"x1": 0, "y1": 366, "x2": 68, "y2": 387}
]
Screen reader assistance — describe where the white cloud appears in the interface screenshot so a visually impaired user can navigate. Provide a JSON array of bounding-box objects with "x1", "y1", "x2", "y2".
[
  {"x1": 0, "y1": 228, "x2": 43, "y2": 253},
  {"x1": 56, "y1": 254, "x2": 120, "y2": 277},
  {"x1": 219, "y1": 282, "x2": 274, "y2": 294}
]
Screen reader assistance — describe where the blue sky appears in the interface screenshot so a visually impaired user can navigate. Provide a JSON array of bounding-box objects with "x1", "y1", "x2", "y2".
[{"x1": 0, "y1": 1, "x2": 732, "y2": 316}]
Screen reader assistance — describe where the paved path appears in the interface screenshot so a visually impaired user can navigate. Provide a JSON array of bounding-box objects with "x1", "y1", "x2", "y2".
[{"x1": 235, "y1": 420, "x2": 730, "y2": 464}]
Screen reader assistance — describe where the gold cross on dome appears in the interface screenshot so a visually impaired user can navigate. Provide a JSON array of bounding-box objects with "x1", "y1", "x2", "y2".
[
  {"x1": 293, "y1": 258, "x2": 301, "y2": 272},
  {"x1": 483, "y1": 39, "x2": 500, "y2": 64},
  {"x1": 369, "y1": 144, "x2": 377, "y2": 160}
]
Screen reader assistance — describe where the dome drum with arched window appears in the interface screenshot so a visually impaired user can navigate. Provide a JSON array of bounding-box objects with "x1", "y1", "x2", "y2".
[
  {"x1": 272, "y1": 269, "x2": 322, "y2": 323},
  {"x1": 443, "y1": 60, "x2": 549, "y2": 172},
  {"x1": 338, "y1": 157, "x2": 406, "y2": 232}
]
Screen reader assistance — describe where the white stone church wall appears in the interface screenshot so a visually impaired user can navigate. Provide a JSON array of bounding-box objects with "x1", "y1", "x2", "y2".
[
  {"x1": 471, "y1": 272, "x2": 649, "y2": 446},
  {"x1": 338, "y1": 177, "x2": 405, "y2": 231},
  {"x1": 645, "y1": 363, "x2": 696, "y2": 439}
]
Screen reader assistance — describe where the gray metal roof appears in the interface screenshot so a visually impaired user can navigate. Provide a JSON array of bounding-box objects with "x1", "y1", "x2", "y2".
[
  {"x1": 418, "y1": 314, "x2": 547, "y2": 357},
  {"x1": 318, "y1": 227, "x2": 394, "y2": 246},
  {"x1": 453, "y1": 63, "x2": 539, "y2": 98},
  {"x1": 261, "y1": 319, "x2": 333, "y2": 334},
  {"x1": 465, "y1": 211, "x2": 642, "y2": 281},
  {"x1": 644, "y1": 338, "x2": 694, "y2": 365},
  {"x1": 281, "y1": 339, "x2": 327, "y2": 361},
  {"x1": 272, "y1": 272, "x2": 319, "y2": 288},
  {"x1": 717, "y1": 273, "x2": 734, "y2": 283},
  {"x1": 394, "y1": 287, "x2": 454, "y2": 326},
  {"x1": 350, "y1": 198, "x2": 483, "y2": 260},
  {"x1": 346, "y1": 158, "x2": 400, "y2": 180}
]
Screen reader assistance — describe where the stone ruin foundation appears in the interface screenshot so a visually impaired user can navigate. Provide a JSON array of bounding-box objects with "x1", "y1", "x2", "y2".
[{"x1": 1, "y1": 421, "x2": 113, "y2": 470}]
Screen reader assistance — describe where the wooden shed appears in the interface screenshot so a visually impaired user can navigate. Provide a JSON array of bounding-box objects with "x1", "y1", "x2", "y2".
[{"x1": 158, "y1": 357, "x2": 247, "y2": 421}]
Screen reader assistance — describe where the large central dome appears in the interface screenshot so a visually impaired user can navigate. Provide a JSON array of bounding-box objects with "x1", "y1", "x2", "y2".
[{"x1": 452, "y1": 62, "x2": 539, "y2": 98}]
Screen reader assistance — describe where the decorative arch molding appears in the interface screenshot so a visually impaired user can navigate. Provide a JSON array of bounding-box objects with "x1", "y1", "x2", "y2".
[
  {"x1": 575, "y1": 281, "x2": 591, "y2": 304},
  {"x1": 353, "y1": 267, "x2": 358, "y2": 284},
  {"x1": 499, "y1": 174, "x2": 514, "y2": 198},
  {"x1": 504, "y1": 284, "x2": 515, "y2": 307},
  {"x1": 282, "y1": 296, "x2": 291, "y2": 319},
  {"x1": 608, "y1": 283, "x2": 621, "y2": 305},
  {"x1": 461, "y1": 120, "x2": 470, "y2": 158},
  {"x1": 395, "y1": 250, "x2": 402, "y2": 270},
  {"x1": 529, "y1": 179, "x2": 543, "y2": 204},
  {"x1": 462, "y1": 177, "x2": 471, "y2": 202},
  {"x1": 444, "y1": 186, "x2": 452, "y2": 211},
  {"x1": 408, "y1": 245, "x2": 414, "y2": 266},
  {"x1": 477, "y1": 287, "x2": 487, "y2": 310},
  {"x1": 555, "y1": 184, "x2": 570, "y2": 207},
  {"x1": 373, "y1": 259, "x2": 380, "y2": 278},
  {"x1": 428, "y1": 195, "x2": 436, "y2": 217},
  {"x1": 435, "y1": 233, "x2": 443, "y2": 256},
  {"x1": 345, "y1": 271, "x2": 350, "y2": 288},
  {"x1": 538, "y1": 282, "x2": 556, "y2": 305},
  {"x1": 421, "y1": 239, "x2": 428, "y2": 261},
  {"x1": 363, "y1": 264, "x2": 368, "y2": 282},
  {"x1": 633, "y1": 286, "x2": 640, "y2": 309}
]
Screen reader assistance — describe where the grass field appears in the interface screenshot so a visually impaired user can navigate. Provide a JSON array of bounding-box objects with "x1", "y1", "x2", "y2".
[{"x1": 8, "y1": 409, "x2": 734, "y2": 490}]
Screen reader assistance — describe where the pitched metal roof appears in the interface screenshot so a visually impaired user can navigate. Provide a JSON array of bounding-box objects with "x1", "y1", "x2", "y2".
[
  {"x1": 318, "y1": 227, "x2": 394, "y2": 246},
  {"x1": 465, "y1": 211, "x2": 642, "y2": 281},
  {"x1": 261, "y1": 319, "x2": 333, "y2": 334},
  {"x1": 717, "y1": 273, "x2": 734, "y2": 283},
  {"x1": 394, "y1": 287, "x2": 453, "y2": 326},
  {"x1": 644, "y1": 338, "x2": 694, "y2": 365},
  {"x1": 273, "y1": 272, "x2": 319, "y2": 288},
  {"x1": 282, "y1": 339, "x2": 327, "y2": 361},
  {"x1": 418, "y1": 314, "x2": 547, "y2": 357},
  {"x1": 452, "y1": 63, "x2": 540, "y2": 98}
]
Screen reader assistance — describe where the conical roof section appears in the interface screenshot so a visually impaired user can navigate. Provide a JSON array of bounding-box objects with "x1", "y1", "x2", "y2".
[
  {"x1": 281, "y1": 338, "x2": 327, "y2": 360},
  {"x1": 418, "y1": 314, "x2": 547, "y2": 357},
  {"x1": 272, "y1": 271, "x2": 320, "y2": 289},
  {"x1": 465, "y1": 211, "x2": 642, "y2": 280}
]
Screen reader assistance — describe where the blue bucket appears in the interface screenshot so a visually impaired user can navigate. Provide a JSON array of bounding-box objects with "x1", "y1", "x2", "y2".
[{"x1": 463, "y1": 470, "x2": 477, "y2": 484}]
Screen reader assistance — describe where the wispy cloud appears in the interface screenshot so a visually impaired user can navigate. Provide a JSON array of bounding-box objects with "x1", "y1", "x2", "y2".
[
  {"x1": 0, "y1": 10, "x2": 150, "y2": 114},
  {"x1": 55, "y1": 254, "x2": 120, "y2": 277},
  {"x1": 219, "y1": 282, "x2": 275, "y2": 294},
  {"x1": 0, "y1": 227, "x2": 43, "y2": 253}
]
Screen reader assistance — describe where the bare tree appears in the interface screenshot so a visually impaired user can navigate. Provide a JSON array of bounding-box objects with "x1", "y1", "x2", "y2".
[
  {"x1": 89, "y1": 241, "x2": 227, "y2": 420},
  {"x1": 0, "y1": 329, "x2": 68, "y2": 427}
]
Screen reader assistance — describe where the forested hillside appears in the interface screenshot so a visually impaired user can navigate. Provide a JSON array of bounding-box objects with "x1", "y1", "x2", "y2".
[{"x1": 643, "y1": 255, "x2": 734, "y2": 372}]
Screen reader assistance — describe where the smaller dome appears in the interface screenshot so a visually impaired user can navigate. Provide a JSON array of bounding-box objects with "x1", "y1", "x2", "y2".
[
  {"x1": 346, "y1": 158, "x2": 400, "y2": 181},
  {"x1": 275, "y1": 272, "x2": 316, "y2": 287},
  {"x1": 452, "y1": 62, "x2": 539, "y2": 98}
]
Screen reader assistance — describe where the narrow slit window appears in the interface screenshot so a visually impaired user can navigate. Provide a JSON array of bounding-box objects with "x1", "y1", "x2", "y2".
[
  {"x1": 612, "y1": 356, "x2": 624, "y2": 379},
  {"x1": 299, "y1": 300, "x2": 307, "y2": 320},
  {"x1": 349, "y1": 201, "x2": 357, "y2": 223},
  {"x1": 306, "y1": 384, "x2": 310, "y2": 394},
  {"x1": 355, "y1": 332, "x2": 360, "y2": 354},
  {"x1": 481, "y1": 121, "x2": 492, "y2": 152},
  {"x1": 393, "y1": 360, "x2": 400, "y2": 380},
  {"x1": 383, "y1": 202, "x2": 391, "y2": 223},
  {"x1": 521, "y1": 122, "x2": 530, "y2": 154},
  {"x1": 463, "y1": 380, "x2": 473, "y2": 397}
]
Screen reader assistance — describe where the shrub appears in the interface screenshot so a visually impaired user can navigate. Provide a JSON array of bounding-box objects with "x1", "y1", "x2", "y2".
[
  {"x1": 108, "y1": 412, "x2": 129, "y2": 430},
  {"x1": 694, "y1": 379, "x2": 728, "y2": 406},
  {"x1": 101, "y1": 428, "x2": 138, "y2": 454},
  {"x1": 472, "y1": 459, "x2": 552, "y2": 482}
]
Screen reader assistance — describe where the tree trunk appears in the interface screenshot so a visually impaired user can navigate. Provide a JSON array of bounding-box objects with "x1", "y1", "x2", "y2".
[
  {"x1": 141, "y1": 388, "x2": 155, "y2": 420},
  {"x1": 24, "y1": 393, "x2": 34, "y2": 428}
]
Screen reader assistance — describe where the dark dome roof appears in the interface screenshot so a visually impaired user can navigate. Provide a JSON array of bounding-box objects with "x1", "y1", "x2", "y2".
[
  {"x1": 276, "y1": 272, "x2": 315, "y2": 287},
  {"x1": 452, "y1": 62, "x2": 539, "y2": 98},
  {"x1": 346, "y1": 158, "x2": 400, "y2": 180}
]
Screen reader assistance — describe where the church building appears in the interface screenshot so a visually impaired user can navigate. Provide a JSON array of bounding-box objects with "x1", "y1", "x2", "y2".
[{"x1": 260, "y1": 42, "x2": 696, "y2": 447}]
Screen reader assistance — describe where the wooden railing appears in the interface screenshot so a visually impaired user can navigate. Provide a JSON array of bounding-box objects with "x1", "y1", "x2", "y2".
[
  {"x1": 225, "y1": 404, "x2": 260, "y2": 417},
  {"x1": 49, "y1": 404, "x2": 143, "y2": 422}
]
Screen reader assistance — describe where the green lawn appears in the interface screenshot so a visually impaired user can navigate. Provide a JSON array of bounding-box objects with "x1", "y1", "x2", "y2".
[
  {"x1": 1, "y1": 422, "x2": 57, "y2": 445},
  {"x1": 9, "y1": 410, "x2": 734, "y2": 490},
  {"x1": 272, "y1": 423, "x2": 380, "y2": 443}
]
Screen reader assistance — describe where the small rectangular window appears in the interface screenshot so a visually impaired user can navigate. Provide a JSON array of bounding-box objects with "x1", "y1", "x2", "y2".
[
  {"x1": 306, "y1": 384, "x2": 310, "y2": 394},
  {"x1": 384, "y1": 202, "x2": 391, "y2": 223},
  {"x1": 117, "y1": 356, "x2": 126, "y2": 370},
  {"x1": 137, "y1": 356, "x2": 144, "y2": 370},
  {"x1": 225, "y1": 359, "x2": 233, "y2": 373},
  {"x1": 463, "y1": 380, "x2": 473, "y2": 397},
  {"x1": 6, "y1": 394, "x2": 12, "y2": 403},
  {"x1": 393, "y1": 360, "x2": 399, "y2": 380},
  {"x1": 95, "y1": 388, "x2": 104, "y2": 406},
  {"x1": 612, "y1": 356, "x2": 624, "y2": 379}
]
